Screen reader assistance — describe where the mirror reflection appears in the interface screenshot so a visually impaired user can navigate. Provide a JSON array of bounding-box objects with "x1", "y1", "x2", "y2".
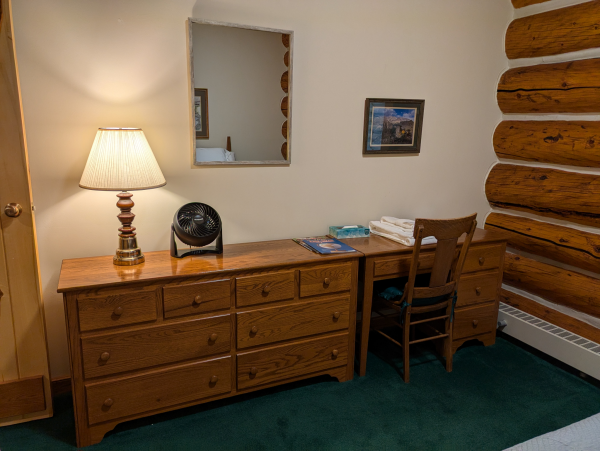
[{"x1": 189, "y1": 20, "x2": 292, "y2": 165}]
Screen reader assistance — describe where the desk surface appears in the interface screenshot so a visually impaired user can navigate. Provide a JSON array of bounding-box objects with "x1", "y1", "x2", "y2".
[
  {"x1": 58, "y1": 239, "x2": 360, "y2": 293},
  {"x1": 339, "y1": 227, "x2": 509, "y2": 258},
  {"x1": 58, "y1": 229, "x2": 509, "y2": 293}
]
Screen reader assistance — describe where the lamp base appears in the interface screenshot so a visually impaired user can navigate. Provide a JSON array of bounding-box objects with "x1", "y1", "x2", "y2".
[{"x1": 114, "y1": 236, "x2": 145, "y2": 266}]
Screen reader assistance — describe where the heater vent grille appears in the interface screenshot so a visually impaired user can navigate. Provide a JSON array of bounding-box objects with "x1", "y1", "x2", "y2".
[{"x1": 499, "y1": 303, "x2": 600, "y2": 355}]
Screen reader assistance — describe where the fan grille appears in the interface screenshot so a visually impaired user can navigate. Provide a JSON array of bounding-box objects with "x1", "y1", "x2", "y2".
[{"x1": 176, "y1": 203, "x2": 220, "y2": 238}]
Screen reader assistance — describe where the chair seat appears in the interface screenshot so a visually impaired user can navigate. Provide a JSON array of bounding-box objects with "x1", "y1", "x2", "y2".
[{"x1": 379, "y1": 274, "x2": 450, "y2": 309}]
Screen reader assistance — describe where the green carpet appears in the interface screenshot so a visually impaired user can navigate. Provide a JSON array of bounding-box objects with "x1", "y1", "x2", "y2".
[{"x1": 1, "y1": 336, "x2": 599, "y2": 451}]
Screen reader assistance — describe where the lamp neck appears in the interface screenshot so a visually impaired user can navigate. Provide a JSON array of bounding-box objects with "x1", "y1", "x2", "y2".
[{"x1": 116, "y1": 191, "x2": 136, "y2": 238}]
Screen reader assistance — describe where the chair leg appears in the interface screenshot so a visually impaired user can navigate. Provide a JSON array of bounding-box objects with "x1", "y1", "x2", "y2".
[
  {"x1": 403, "y1": 312, "x2": 410, "y2": 383},
  {"x1": 445, "y1": 314, "x2": 453, "y2": 373}
]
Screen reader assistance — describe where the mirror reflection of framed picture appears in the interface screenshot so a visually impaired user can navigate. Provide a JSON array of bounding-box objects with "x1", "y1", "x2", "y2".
[
  {"x1": 363, "y1": 98, "x2": 425, "y2": 155},
  {"x1": 194, "y1": 88, "x2": 209, "y2": 139}
]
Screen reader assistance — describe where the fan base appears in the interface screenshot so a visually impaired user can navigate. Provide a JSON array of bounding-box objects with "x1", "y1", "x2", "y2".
[{"x1": 170, "y1": 224, "x2": 223, "y2": 258}]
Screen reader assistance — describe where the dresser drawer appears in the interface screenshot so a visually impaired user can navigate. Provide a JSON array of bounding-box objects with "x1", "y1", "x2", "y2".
[
  {"x1": 82, "y1": 315, "x2": 231, "y2": 378},
  {"x1": 236, "y1": 271, "x2": 295, "y2": 307},
  {"x1": 77, "y1": 290, "x2": 158, "y2": 332},
  {"x1": 456, "y1": 271, "x2": 500, "y2": 308},
  {"x1": 373, "y1": 252, "x2": 436, "y2": 278},
  {"x1": 463, "y1": 244, "x2": 504, "y2": 273},
  {"x1": 163, "y1": 279, "x2": 230, "y2": 319},
  {"x1": 453, "y1": 303, "x2": 497, "y2": 340},
  {"x1": 300, "y1": 264, "x2": 352, "y2": 297},
  {"x1": 237, "y1": 334, "x2": 348, "y2": 390},
  {"x1": 86, "y1": 357, "x2": 231, "y2": 425},
  {"x1": 236, "y1": 296, "x2": 349, "y2": 349}
]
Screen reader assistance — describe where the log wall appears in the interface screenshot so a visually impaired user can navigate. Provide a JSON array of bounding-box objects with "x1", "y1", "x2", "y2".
[{"x1": 487, "y1": 0, "x2": 600, "y2": 329}]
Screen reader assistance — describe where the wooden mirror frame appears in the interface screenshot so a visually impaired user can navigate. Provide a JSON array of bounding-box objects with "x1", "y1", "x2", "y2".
[{"x1": 187, "y1": 19, "x2": 293, "y2": 166}]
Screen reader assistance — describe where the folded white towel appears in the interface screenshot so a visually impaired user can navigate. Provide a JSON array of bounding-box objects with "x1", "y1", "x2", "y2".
[
  {"x1": 381, "y1": 217, "x2": 415, "y2": 231},
  {"x1": 369, "y1": 220, "x2": 437, "y2": 247}
]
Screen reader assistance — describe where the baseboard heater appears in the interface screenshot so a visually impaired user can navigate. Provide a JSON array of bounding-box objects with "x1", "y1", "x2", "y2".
[{"x1": 498, "y1": 302, "x2": 600, "y2": 381}]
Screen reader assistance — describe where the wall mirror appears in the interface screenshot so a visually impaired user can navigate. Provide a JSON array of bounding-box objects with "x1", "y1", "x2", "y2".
[{"x1": 187, "y1": 19, "x2": 293, "y2": 165}]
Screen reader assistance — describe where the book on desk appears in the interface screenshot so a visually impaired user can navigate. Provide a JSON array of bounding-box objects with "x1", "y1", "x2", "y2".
[{"x1": 293, "y1": 236, "x2": 358, "y2": 254}]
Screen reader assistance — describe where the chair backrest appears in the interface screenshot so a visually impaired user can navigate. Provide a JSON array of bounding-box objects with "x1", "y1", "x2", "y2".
[{"x1": 405, "y1": 214, "x2": 477, "y2": 303}]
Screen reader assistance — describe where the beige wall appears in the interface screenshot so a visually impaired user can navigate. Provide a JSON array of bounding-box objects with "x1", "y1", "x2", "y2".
[
  {"x1": 193, "y1": 23, "x2": 287, "y2": 161},
  {"x1": 12, "y1": 0, "x2": 511, "y2": 378}
]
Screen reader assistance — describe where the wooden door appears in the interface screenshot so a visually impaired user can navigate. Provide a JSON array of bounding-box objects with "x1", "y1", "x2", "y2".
[{"x1": 0, "y1": 0, "x2": 53, "y2": 424}]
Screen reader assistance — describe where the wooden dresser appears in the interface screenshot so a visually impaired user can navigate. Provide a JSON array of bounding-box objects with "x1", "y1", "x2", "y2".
[
  {"x1": 57, "y1": 240, "x2": 360, "y2": 447},
  {"x1": 341, "y1": 228, "x2": 509, "y2": 376}
]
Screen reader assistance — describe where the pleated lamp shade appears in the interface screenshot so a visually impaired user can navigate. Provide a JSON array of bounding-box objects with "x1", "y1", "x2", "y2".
[{"x1": 79, "y1": 128, "x2": 166, "y2": 191}]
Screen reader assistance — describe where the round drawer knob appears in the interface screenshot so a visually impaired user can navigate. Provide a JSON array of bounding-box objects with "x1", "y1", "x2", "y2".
[
  {"x1": 332, "y1": 349, "x2": 339, "y2": 357},
  {"x1": 475, "y1": 287, "x2": 482, "y2": 296},
  {"x1": 250, "y1": 367, "x2": 258, "y2": 375},
  {"x1": 472, "y1": 320, "x2": 479, "y2": 327},
  {"x1": 194, "y1": 295, "x2": 202, "y2": 305},
  {"x1": 103, "y1": 398, "x2": 114, "y2": 407},
  {"x1": 113, "y1": 306, "x2": 123, "y2": 316},
  {"x1": 324, "y1": 278, "x2": 331, "y2": 285},
  {"x1": 100, "y1": 352, "x2": 110, "y2": 362},
  {"x1": 251, "y1": 326, "x2": 258, "y2": 334},
  {"x1": 209, "y1": 333, "x2": 218, "y2": 341},
  {"x1": 333, "y1": 311, "x2": 341, "y2": 319},
  {"x1": 263, "y1": 284, "x2": 271, "y2": 294},
  {"x1": 210, "y1": 375, "x2": 219, "y2": 384},
  {"x1": 478, "y1": 257, "x2": 485, "y2": 266}
]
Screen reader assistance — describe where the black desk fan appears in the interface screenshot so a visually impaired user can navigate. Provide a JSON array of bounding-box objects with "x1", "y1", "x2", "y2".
[{"x1": 170, "y1": 202, "x2": 223, "y2": 258}]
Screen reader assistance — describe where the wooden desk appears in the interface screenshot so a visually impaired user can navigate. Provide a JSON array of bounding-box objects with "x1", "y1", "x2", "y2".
[
  {"x1": 340, "y1": 228, "x2": 509, "y2": 377},
  {"x1": 58, "y1": 240, "x2": 360, "y2": 447}
]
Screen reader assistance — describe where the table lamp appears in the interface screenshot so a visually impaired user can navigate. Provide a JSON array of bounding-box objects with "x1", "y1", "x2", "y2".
[{"x1": 79, "y1": 128, "x2": 166, "y2": 266}]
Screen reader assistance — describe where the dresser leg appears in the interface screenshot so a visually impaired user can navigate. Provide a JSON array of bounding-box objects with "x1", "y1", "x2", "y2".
[
  {"x1": 330, "y1": 366, "x2": 350, "y2": 383},
  {"x1": 86, "y1": 422, "x2": 119, "y2": 447},
  {"x1": 358, "y1": 259, "x2": 375, "y2": 377}
]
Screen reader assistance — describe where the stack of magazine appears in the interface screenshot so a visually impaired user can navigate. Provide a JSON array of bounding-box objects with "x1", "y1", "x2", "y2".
[{"x1": 293, "y1": 236, "x2": 358, "y2": 254}]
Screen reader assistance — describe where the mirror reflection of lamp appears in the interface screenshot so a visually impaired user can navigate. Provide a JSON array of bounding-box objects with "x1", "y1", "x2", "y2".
[{"x1": 79, "y1": 128, "x2": 166, "y2": 266}]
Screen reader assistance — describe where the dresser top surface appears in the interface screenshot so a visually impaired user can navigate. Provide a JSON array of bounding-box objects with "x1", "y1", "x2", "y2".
[
  {"x1": 339, "y1": 227, "x2": 509, "y2": 257},
  {"x1": 57, "y1": 239, "x2": 360, "y2": 292}
]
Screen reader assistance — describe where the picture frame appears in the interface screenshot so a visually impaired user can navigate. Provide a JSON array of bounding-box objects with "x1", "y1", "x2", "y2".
[
  {"x1": 194, "y1": 88, "x2": 209, "y2": 139},
  {"x1": 362, "y1": 98, "x2": 425, "y2": 155}
]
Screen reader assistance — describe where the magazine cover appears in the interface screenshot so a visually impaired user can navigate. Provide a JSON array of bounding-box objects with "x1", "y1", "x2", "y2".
[{"x1": 293, "y1": 236, "x2": 358, "y2": 254}]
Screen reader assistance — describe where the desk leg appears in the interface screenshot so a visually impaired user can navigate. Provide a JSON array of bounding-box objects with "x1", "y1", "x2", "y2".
[{"x1": 358, "y1": 258, "x2": 374, "y2": 377}]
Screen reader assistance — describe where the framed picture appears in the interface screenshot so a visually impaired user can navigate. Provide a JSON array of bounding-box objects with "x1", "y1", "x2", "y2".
[
  {"x1": 194, "y1": 88, "x2": 209, "y2": 139},
  {"x1": 363, "y1": 98, "x2": 425, "y2": 155}
]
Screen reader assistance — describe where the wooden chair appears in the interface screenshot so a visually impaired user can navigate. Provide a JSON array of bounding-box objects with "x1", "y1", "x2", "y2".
[{"x1": 371, "y1": 214, "x2": 477, "y2": 383}]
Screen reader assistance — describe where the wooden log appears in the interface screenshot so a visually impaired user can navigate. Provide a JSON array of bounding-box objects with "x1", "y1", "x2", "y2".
[
  {"x1": 282, "y1": 34, "x2": 290, "y2": 49},
  {"x1": 284, "y1": 50, "x2": 289, "y2": 67},
  {"x1": 485, "y1": 164, "x2": 600, "y2": 228},
  {"x1": 281, "y1": 142, "x2": 288, "y2": 160},
  {"x1": 511, "y1": 0, "x2": 551, "y2": 8},
  {"x1": 281, "y1": 95, "x2": 288, "y2": 118},
  {"x1": 493, "y1": 121, "x2": 600, "y2": 168},
  {"x1": 498, "y1": 59, "x2": 600, "y2": 114},
  {"x1": 281, "y1": 120, "x2": 287, "y2": 139},
  {"x1": 500, "y1": 289, "x2": 600, "y2": 344},
  {"x1": 505, "y1": 1, "x2": 600, "y2": 59},
  {"x1": 499, "y1": 89, "x2": 600, "y2": 114},
  {"x1": 499, "y1": 59, "x2": 600, "y2": 92},
  {"x1": 485, "y1": 212, "x2": 600, "y2": 274},
  {"x1": 503, "y1": 252, "x2": 600, "y2": 317},
  {"x1": 280, "y1": 71, "x2": 288, "y2": 94}
]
